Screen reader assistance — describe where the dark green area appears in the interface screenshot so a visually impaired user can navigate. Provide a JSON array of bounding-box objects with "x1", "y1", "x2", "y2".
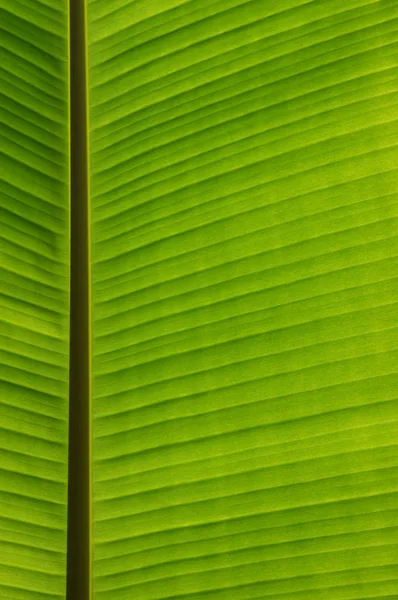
[{"x1": 67, "y1": 0, "x2": 90, "y2": 598}]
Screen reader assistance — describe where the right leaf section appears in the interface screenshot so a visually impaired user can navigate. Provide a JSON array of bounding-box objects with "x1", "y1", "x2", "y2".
[{"x1": 88, "y1": 2, "x2": 398, "y2": 599}]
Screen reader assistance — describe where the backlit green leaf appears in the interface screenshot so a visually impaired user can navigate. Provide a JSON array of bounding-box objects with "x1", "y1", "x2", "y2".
[
  {"x1": 88, "y1": 1, "x2": 398, "y2": 599},
  {"x1": 0, "y1": 1, "x2": 70, "y2": 598}
]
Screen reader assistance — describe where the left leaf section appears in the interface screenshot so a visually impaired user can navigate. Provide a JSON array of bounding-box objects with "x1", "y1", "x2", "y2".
[{"x1": 0, "y1": 1, "x2": 70, "y2": 599}]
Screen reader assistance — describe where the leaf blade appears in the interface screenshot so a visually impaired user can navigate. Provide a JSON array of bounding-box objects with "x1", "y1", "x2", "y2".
[
  {"x1": 0, "y1": 0, "x2": 70, "y2": 597},
  {"x1": 89, "y1": 1, "x2": 398, "y2": 598}
]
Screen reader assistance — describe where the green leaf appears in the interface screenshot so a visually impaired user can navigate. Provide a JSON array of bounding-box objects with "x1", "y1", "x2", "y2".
[
  {"x1": 88, "y1": 1, "x2": 398, "y2": 598},
  {"x1": 0, "y1": 1, "x2": 70, "y2": 598}
]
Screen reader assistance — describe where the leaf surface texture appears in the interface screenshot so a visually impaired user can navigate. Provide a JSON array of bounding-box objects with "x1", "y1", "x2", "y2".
[
  {"x1": 0, "y1": 0, "x2": 70, "y2": 598},
  {"x1": 88, "y1": 1, "x2": 398, "y2": 598}
]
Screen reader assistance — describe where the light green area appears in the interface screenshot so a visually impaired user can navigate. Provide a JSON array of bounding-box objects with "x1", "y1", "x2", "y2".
[
  {"x1": 0, "y1": 1, "x2": 70, "y2": 598},
  {"x1": 88, "y1": 1, "x2": 398, "y2": 598}
]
